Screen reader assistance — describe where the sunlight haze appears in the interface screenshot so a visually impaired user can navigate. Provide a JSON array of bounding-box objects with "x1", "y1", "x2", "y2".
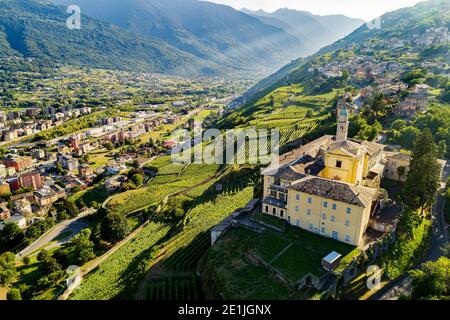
[{"x1": 206, "y1": 0, "x2": 427, "y2": 21}]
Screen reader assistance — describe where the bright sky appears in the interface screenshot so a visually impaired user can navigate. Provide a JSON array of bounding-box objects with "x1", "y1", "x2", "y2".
[{"x1": 206, "y1": 0, "x2": 426, "y2": 21}]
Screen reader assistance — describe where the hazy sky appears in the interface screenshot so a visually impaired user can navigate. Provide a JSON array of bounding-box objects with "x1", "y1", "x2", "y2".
[{"x1": 206, "y1": 0, "x2": 426, "y2": 21}]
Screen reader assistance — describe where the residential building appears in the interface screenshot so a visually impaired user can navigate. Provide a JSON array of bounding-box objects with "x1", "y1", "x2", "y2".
[
  {"x1": 2, "y1": 156, "x2": 33, "y2": 172},
  {"x1": 5, "y1": 214, "x2": 27, "y2": 229},
  {"x1": 384, "y1": 152, "x2": 411, "y2": 182},
  {"x1": 0, "y1": 164, "x2": 6, "y2": 178},
  {"x1": 14, "y1": 198, "x2": 33, "y2": 216},
  {"x1": 79, "y1": 164, "x2": 94, "y2": 177},
  {"x1": 31, "y1": 149, "x2": 46, "y2": 160},
  {"x1": 0, "y1": 204, "x2": 10, "y2": 220},
  {"x1": 20, "y1": 171, "x2": 43, "y2": 191},
  {"x1": 34, "y1": 185, "x2": 67, "y2": 208},
  {"x1": 58, "y1": 155, "x2": 79, "y2": 172}
]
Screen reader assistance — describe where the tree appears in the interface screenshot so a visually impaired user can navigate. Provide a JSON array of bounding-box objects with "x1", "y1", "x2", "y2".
[
  {"x1": 396, "y1": 126, "x2": 421, "y2": 149},
  {"x1": 437, "y1": 140, "x2": 447, "y2": 159},
  {"x1": 409, "y1": 257, "x2": 450, "y2": 300},
  {"x1": 52, "y1": 199, "x2": 79, "y2": 219},
  {"x1": 392, "y1": 119, "x2": 407, "y2": 131},
  {"x1": 69, "y1": 229, "x2": 95, "y2": 264},
  {"x1": 403, "y1": 130, "x2": 441, "y2": 213},
  {"x1": 341, "y1": 69, "x2": 350, "y2": 81},
  {"x1": 7, "y1": 289, "x2": 22, "y2": 300},
  {"x1": 104, "y1": 142, "x2": 114, "y2": 151},
  {"x1": 132, "y1": 159, "x2": 140, "y2": 169},
  {"x1": 0, "y1": 252, "x2": 18, "y2": 287},
  {"x1": 370, "y1": 92, "x2": 386, "y2": 116},
  {"x1": 100, "y1": 212, "x2": 130, "y2": 244},
  {"x1": 131, "y1": 173, "x2": 144, "y2": 186},
  {"x1": 0, "y1": 223, "x2": 25, "y2": 253}
]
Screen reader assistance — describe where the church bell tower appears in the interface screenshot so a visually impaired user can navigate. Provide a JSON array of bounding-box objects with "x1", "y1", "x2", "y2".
[{"x1": 336, "y1": 99, "x2": 349, "y2": 142}]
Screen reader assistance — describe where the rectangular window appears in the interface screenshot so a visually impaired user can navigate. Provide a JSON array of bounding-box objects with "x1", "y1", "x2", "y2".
[
  {"x1": 296, "y1": 219, "x2": 300, "y2": 226},
  {"x1": 295, "y1": 205, "x2": 299, "y2": 212},
  {"x1": 331, "y1": 216, "x2": 336, "y2": 222},
  {"x1": 322, "y1": 213, "x2": 326, "y2": 220},
  {"x1": 332, "y1": 204, "x2": 337, "y2": 210},
  {"x1": 321, "y1": 227, "x2": 326, "y2": 233},
  {"x1": 332, "y1": 231, "x2": 338, "y2": 239},
  {"x1": 307, "y1": 209, "x2": 311, "y2": 216},
  {"x1": 336, "y1": 160, "x2": 342, "y2": 168},
  {"x1": 345, "y1": 235, "x2": 351, "y2": 242},
  {"x1": 308, "y1": 197, "x2": 312, "y2": 204},
  {"x1": 346, "y1": 207, "x2": 352, "y2": 214},
  {"x1": 309, "y1": 224, "x2": 314, "y2": 230},
  {"x1": 323, "y1": 201, "x2": 328, "y2": 208},
  {"x1": 296, "y1": 194, "x2": 300, "y2": 201},
  {"x1": 345, "y1": 219, "x2": 350, "y2": 226}
]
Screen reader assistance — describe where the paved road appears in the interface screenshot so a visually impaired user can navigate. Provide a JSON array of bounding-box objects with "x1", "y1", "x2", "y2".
[
  {"x1": 17, "y1": 209, "x2": 95, "y2": 258},
  {"x1": 372, "y1": 159, "x2": 449, "y2": 300}
]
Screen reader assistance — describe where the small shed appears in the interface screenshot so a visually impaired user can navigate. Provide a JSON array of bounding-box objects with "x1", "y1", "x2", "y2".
[{"x1": 321, "y1": 251, "x2": 342, "y2": 272}]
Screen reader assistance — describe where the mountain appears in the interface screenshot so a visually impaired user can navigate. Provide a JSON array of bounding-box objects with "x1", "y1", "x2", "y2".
[
  {"x1": 241, "y1": 8, "x2": 364, "y2": 55},
  {"x1": 0, "y1": 0, "x2": 222, "y2": 76},
  {"x1": 51, "y1": 0, "x2": 310, "y2": 76},
  {"x1": 237, "y1": 0, "x2": 450, "y2": 107}
]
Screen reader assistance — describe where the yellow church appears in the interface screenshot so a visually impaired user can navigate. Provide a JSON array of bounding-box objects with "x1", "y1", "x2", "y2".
[{"x1": 261, "y1": 101, "x2": 387, "y2": 247}]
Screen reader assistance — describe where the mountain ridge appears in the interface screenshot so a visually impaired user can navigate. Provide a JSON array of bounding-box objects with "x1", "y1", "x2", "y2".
[
  {"x1": 0, "y1": 0, "x2": 225, "y2": 76},
  {"x1": 51, "y1": 0, "x2": 310, "y2": 75}
]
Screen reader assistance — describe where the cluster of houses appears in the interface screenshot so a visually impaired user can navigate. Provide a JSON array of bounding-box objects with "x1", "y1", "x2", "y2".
[
  {"x1": 0, "y1": 154, "x2": 68, "y2": 231},
  {"x1": 0, "y1": 109, "x2": 181, "y2": 231},
  {"x1": 0, "y1": 106, "x2": 92, "y2": 141}
]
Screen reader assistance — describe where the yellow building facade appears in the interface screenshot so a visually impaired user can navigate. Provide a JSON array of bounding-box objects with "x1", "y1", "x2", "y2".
[{"x1": 261, "y1": 102, "x2": 383, "y2": 247}]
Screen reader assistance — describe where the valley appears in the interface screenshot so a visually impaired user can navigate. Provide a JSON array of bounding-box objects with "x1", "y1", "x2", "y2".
[{"x1": 0, "y1": 0, "x2": 449, "y2": 305}]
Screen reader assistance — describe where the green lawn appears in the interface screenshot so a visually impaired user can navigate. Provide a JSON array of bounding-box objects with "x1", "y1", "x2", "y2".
[
  {"x1": 251, "y1": 212, "x2": 288, "y2": 231},
  {"x1": 205, "y1": 227, "x2": 314, "y2": 300},
  {"x1": 205, "y1": 224, "x2": 358, "y2": 298}
]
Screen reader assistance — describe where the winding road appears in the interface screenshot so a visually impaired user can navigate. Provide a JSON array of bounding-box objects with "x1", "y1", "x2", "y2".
[
  {"x1": 371, "y1": 159, "x2": 449, "y2": 300},
  {"x1": 17, "y1": 208, "x2": 95, "y2": 258}
]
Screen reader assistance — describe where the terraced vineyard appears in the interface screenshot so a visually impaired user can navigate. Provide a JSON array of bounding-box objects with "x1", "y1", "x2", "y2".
[
  {"x1": 71, "y1": 222, "x2": 172, "y2": 300},
  {"x1": 142, "y1": 185, "x2": 255, "y2": 300},
  {"x1": 107, "y1": 158, "x2": 222, "y2": 215},
  {"x1": 145, "y1": 277, "x2": 201, "y2": 300}
]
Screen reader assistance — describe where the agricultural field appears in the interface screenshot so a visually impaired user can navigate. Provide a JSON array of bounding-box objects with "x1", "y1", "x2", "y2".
[
  {"x1": 107, "y1": 158, "x2": 222, "y2": 215},
  {"x1": 142, "y1": 183, "x2": 256, "y2": 300},
  {"x1": 71, "y1": 166, "x2": 257, "y2": 300},
  {"x1": 70, "y1": 222, "x2": 172, "y2": 300}
]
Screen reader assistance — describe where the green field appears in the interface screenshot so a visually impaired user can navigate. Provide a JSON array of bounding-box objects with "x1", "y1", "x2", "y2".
[
  {"x1": 107, "y1": 158, "x2": 222, "y2": 215},
  {"x1": 71, "y1": 166, "x2": 256, "y2": 300}
]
